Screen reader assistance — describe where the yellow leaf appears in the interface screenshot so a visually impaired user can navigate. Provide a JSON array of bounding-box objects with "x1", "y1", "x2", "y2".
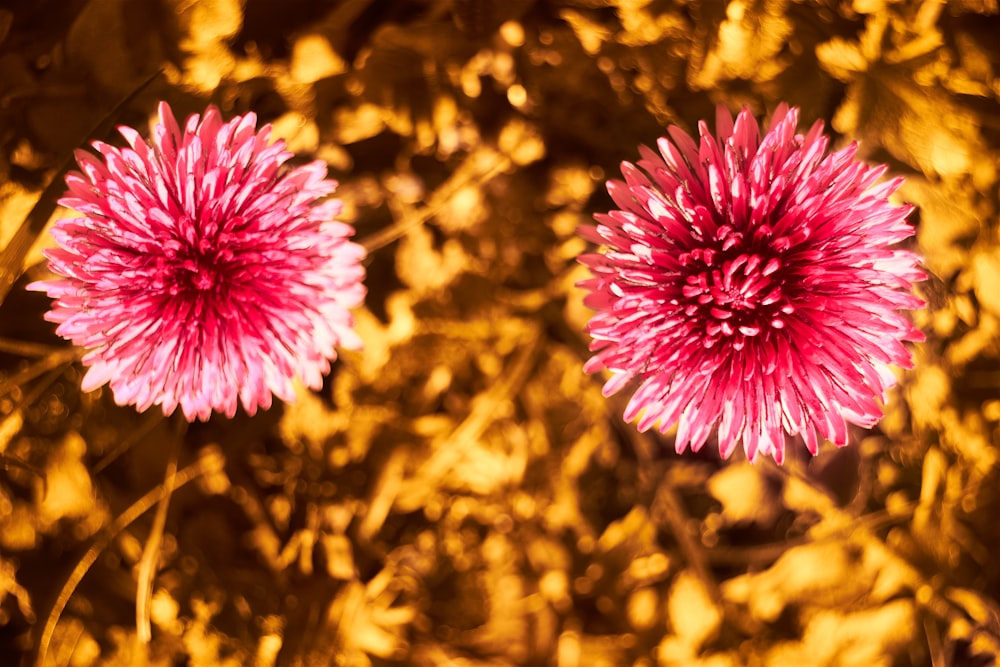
[
  {"x1": 290, "y1": 34, "x2": 346, "y2": 83},
  {"x1": 816, "y1": 37, "x2": 869, "y2": 82},
  {"x1": 722, "y1": 542, "x2": 880, "y2": 622},
  {"x1": 36, "y1": 432, "x2": 94, "y2": 526},
  {"x1": 905, "y1": 365, "x2": 951, "y2": 431},
  {"x1": 667, "y1": 570, "x2": 721, "y2": 649},
  {"x1": 769, "y1": 600, "x2": 916, "y2": 667},
  {"x1": 627, "y1": 586, "x2": 659, "y2": 631},
  {"x1": 899, "y1": 178, "x2": 980, "y2": 278},
  {"x1": 707, "y1": 462, "x2": 780, "y2": 526},
  {"x1": 972, "y1": 249, "x2": 1000, "y2": 317},
  {"x1": 560, "y1": 9, "x2": 612, "y2": 55}
]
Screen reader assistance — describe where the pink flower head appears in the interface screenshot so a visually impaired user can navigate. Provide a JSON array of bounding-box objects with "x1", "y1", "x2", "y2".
[
  {"x1": 30, "y1": 102, "x2": 366, "y2": 421},
  {"x1": 578, "y1": 105, "x2": 924, "y2": 464}
]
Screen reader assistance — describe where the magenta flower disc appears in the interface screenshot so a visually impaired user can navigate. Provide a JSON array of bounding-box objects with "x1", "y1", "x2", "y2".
[
  {"x1": 30, "y1": 102, "x2": 366, "y2": 421},
  {"x1": 578, "y1": 105, "x2": 925, "y2": 463}
]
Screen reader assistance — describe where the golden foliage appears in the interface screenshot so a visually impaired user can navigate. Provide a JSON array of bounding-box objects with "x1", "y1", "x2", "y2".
[{"x1": 0, "y1": 0, "x2": 998, "y2": 666}]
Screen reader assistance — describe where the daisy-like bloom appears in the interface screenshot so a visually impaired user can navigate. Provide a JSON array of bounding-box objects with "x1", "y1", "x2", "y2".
[
  {"x1": 30, "y1": 102, "x2": 366, "y2": 421},
  {"x1": 578, "y1": 105, "x2": 924, "y2": 463}
]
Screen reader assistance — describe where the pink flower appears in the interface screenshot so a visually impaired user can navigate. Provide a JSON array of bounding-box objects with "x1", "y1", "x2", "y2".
[
  {"x1": 578, "y1": 105, "x2": 924, "y2": 463},
  {"x1": 30, "y1": 102, "x2": 366, "y2": 421}
]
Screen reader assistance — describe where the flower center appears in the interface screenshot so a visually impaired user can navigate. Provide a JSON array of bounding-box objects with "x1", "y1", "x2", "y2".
[
  {"x1": 679, "y1": 234, "x2": 794, "y2": 346},
  {"x1": 180, "y1": 254, "x2": 220, "y2": 291},
  {"x1": 158, "y1": 232, "x2": 236, "y2": 297}
]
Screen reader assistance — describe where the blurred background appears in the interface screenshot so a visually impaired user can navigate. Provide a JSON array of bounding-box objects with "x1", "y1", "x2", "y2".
[{"x1": 0, "y1": 0, "x2": 999, "y2": 665}]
